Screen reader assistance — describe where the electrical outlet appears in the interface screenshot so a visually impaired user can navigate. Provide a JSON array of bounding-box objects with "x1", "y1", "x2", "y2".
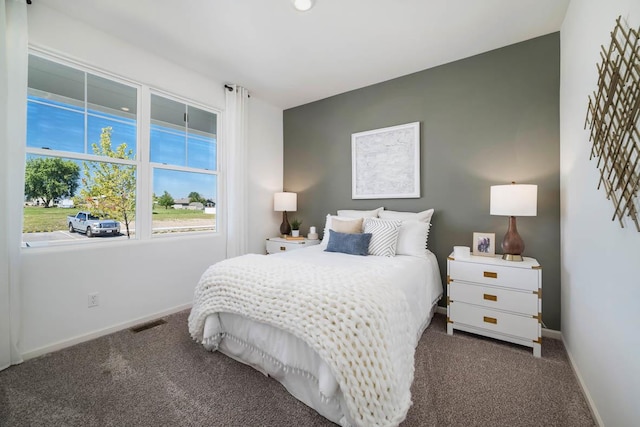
[{"x1": 88, "y1": 293, "x2": 99, "y2": 308}]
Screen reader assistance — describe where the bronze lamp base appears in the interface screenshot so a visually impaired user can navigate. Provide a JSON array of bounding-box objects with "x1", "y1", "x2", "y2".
[
  {"x1": 501, "y1": 216, "x2": 525, "y2": 262},
  {"x1": 280, "y1": 211, "x2": 291, "y2": 236}
]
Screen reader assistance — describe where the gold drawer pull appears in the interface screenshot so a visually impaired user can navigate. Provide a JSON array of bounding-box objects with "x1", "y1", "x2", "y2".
[
  {"x1": 484, "y1": 271, "x2": 498, "y2": 279},
  {"x1": 483, "y1": 294, "x2": 497, "y2": 302},
  {"x1": 280, "y1": 246, "x2": 286, "y2": 251},
  {"x1": 483, "y1": 316, "x2": 497, "y2": 324}
]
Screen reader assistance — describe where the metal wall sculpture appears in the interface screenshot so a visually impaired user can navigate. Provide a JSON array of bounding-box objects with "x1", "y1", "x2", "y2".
[{"x1": 585, "y1": 16, "x2": 640, "y2": 231}]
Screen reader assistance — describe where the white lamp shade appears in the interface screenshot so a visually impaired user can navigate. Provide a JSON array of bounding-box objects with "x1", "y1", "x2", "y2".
[
  {"x1": 490, "y1": 184, "x2": 537, "y2": 216},
  {"x1": 292, "y1": 0, "x2": 314, "y2": 11},
  {"x1": 274, "y1": 192, "x2": 297, "y2": 212}
]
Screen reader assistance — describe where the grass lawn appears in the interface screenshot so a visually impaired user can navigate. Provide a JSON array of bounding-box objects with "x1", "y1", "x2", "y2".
[
  {"x1": 23, "y1": 207, "x2": 71, "y2": 232},
  {"x1": 152, "y1": 208, "x2": 211, "y2": 220},
  {"x1": 23, "y1": 206, "x2": 213, "y2": 233}
]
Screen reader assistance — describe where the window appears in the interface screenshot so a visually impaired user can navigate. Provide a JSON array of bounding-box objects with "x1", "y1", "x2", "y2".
[
  {"x1": 27, "y1": 56, "x2": 138, "y2": 157},
  {"x1": 150, "y1": 93, "x2": 217, "y2": 234},
  {"x1": 23, "y1": 53, "x2": 219, "y2": 247}
]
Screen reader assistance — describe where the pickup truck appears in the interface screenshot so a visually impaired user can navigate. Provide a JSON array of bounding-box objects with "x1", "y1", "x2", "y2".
[{"x1": 67, "y1": 211, "x2": 120, "y2": 237}]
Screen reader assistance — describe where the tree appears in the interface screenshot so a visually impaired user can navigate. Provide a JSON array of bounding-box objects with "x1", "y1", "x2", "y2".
[
  {"x1": 24, "y1": 157, "x2": 80, "y2": 208},
  {"x1": 188, "y1": 191, "x2": 206, "y2": 204},
  {"x1": 158, "y1": 191, "x2": 174, "y2": 209},
  {"x1": 81, "y1": 127, "x2": 136, "y2": 238}
]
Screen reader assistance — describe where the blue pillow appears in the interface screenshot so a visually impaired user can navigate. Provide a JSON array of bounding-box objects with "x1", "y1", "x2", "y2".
[{"x1": 324, "y1": 230, "x2": 372, "y2": 256}]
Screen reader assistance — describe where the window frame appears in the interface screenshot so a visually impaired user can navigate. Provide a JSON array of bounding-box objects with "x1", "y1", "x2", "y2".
[
  {"x1": 23, "y1": 49, "x2": 222, "y2": 248},
  {"x1": 148, "y1": 89, "x2": 219, "y2": 237}
]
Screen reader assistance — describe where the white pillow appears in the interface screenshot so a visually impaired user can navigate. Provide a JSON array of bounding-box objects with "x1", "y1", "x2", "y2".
[
  {"x1": 363, "y1": 218, "x2": 402, "y2": 257},
  {"x1": 379, "y1": 209, "x2": 435, "y2": 255},
  {"x1": 378, "y1": 208, "x2": 434, "y2": 223},
  {"x1": 320, "y1": 214, "x2": 364, "y2": 248},
  {"x1": 395, "y1": 220, "x2": 430, "y2": 258},
  {"x1": 336, "y1": 207, "x2": 383, "y2": 218}
]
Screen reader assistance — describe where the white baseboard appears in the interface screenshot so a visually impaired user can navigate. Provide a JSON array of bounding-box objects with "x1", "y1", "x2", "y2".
[
  {"x1": 562, "y1": 338, "x2": 604, "y2": 427},
  {"x1": 21, "y1": 303, "x2": 192, "y2": 361},
  {"x1": 542, "y1": 327, "x2": 562, "y2": 340}
]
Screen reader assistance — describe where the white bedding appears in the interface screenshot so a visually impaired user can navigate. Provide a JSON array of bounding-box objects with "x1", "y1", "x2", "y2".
[
  {"x1": 271, "y1": 246, "x2": 443, "y2": 343},
  {"x1": 193, "y1": 245, "x2": 442, "y2": 427}
]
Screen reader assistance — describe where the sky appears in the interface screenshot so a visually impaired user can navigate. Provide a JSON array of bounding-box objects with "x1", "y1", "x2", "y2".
[{"x1": 27, "y1": 96, "x2": 217, "y2": 201}]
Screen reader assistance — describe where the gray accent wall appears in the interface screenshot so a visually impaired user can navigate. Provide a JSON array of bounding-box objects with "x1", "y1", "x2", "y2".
[{"x1": 283, "y1": 33, "x2": 561, "y2": 330}]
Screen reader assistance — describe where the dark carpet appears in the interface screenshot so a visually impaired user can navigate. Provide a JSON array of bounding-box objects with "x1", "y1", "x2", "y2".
[{"x1": 0, "y1": 312, "x2": 595, "y2": 426}]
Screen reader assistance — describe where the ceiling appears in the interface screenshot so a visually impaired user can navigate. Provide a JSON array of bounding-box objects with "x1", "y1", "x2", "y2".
[{"x1": 35, "y1": 0, "x2": 570, "y2": 110}]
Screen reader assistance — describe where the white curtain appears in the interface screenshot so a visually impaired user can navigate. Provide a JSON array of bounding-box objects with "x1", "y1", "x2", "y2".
[
  {"x1": 224, "y1": 85, "x2": 250, "y2": 258},
  {"x1": 0, "y1": 0, "x2": 27, "y2": 371}
]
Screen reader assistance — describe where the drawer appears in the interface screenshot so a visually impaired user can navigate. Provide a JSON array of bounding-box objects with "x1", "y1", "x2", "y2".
[
  {"x1": 449, "y1": 303, "x2": 539, "y2": 340},
  {"x1": 449, "y1": 261, "x2": 539, "y2": 291},
  {"x1": 266, "y1": 241, "x2": 293, "y2": 254},
  {"x1": 449, "y1": 282, "x2": 539, "y2": 316},
  {"x1": 266, "y1": 239, "x2": 320, "y2": 254}
]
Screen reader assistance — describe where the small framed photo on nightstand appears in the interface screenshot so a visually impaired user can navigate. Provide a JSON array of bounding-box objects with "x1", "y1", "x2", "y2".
[{"x1": 472, "y1": 232, "x2": 495, "y2": 257}]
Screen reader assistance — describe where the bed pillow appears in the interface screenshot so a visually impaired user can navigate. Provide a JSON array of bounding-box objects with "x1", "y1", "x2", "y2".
[
  {"x1": 378, "y1": 208, "x2": 434, "y2": 224},
  {"x1": 379, "y1": 208, "x2": 435, "y2": 252},
  {"x1": 336, "y1": 207, "x2": 383, "y2": 218},
  {"x1": 395, "y1": 220, "x2": 430, "y2": 258},
  {"x1": 320, "y1": 215, "x2": 364, "y2": 248},
  {"x1": 363, "y1": 217, "x2": 402, "y2": 257},
  {"x1": 331, "y1": 217, "x2": 363, "y2": 234},
  {"x1": 324, "y1": 230, "x2": 372, "y2": 256}
]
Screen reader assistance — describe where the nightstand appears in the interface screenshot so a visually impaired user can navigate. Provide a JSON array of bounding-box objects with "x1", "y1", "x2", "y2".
[
  {"x1": 265, "y1": 237, "x2": 321, "y2": 254},
  {"x1": 446, "y1": 252, "x2": 542, "y2": 357}
]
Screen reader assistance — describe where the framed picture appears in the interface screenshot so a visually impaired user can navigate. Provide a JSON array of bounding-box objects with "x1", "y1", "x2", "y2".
[
  {"x1": 351, "y1": 122, "x2": 420, "y2": 199},
  {"x1": 472, "y1": 232, "x2": 496, "y2": 257}
]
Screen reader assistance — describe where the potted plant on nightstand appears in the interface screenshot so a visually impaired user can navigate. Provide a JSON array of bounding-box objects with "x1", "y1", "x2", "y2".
[{"x1": 290, "y1": 218, "x2": 302, "y2": 237}]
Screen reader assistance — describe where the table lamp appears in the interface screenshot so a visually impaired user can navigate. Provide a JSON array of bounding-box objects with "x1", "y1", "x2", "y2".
[
  {"x1": 490, "y1": 183, "x2": 537, "y2": 261},
  {"x1": 274, "y1": 192, "x2": 297, "y2": 236}
]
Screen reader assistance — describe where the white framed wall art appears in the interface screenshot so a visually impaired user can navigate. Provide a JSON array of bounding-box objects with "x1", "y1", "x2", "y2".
[{"x1": 351, "y1": 121, "x2": 420, "y2": 199}]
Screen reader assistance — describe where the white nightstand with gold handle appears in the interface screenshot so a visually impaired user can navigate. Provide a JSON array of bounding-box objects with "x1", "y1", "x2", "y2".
[{"x1": 446, "y1": 252, "x2": 542, "y2": 357}]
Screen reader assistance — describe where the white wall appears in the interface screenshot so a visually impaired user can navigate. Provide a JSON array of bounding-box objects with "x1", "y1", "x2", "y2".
[
  {"x1": 560, "y1": 2, "x2": 640, "y2": 426},
  {"x1": 247, "y1": 96, "x2": 284, "y2": 254},
  {"x1": 0, "y1": 144, "x2": 9, "y2": 369},
  {"x1": 16, "y1": 4, "x2": 283, "y2": 357},
  {"x1": 0, "y1": 2, "x2": 11, "y2": 369}
]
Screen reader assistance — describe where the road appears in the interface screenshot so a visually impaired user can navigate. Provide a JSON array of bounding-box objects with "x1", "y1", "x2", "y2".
[
  {"x1": 23, "y1": 230, "x2": 130, "y2": 247},
  {"x1": 23, "y1": 219, "x2": 215, "y2": 247}
]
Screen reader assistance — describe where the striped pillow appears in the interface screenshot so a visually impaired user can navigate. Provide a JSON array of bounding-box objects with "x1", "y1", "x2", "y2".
[{"x1": 363, "y1": 218, "x2": 402, "y2": 257}]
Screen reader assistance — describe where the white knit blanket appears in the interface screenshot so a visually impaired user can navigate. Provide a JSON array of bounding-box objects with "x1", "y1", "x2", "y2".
[{"x1": 188, "y1": 254, "x2": 415, "y2": 427}]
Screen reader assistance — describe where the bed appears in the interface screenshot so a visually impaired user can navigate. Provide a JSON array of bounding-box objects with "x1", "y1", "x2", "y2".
[{"x1": 188, "y1": 209, "x2": 443, "y2": 427}]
